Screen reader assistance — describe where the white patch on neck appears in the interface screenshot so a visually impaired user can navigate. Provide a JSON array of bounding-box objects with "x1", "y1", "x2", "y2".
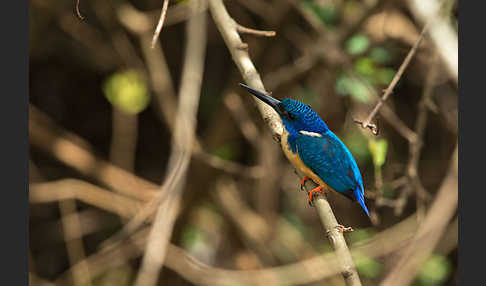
[{"x1": 299, "y1": 130, "x2": 322, "y2": 137}]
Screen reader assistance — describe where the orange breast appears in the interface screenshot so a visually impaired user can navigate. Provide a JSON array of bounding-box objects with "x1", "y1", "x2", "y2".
[{"x1": 280, "y1": 131, "x2": 335, "y2": 191}]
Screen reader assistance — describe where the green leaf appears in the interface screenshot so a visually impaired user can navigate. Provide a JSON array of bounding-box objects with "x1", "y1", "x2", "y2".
[
  {"x1": 376, "y1": 67, "x2": 396, "y2": 85},
  {"x1": 210, "y1": 142, "x2": 241, "y2": 161},
  {"x1": 415, "y1": 255, "x2": 452, "y2": 286},
  {"x1": 354, "y1": 57, "x2": 377, "y2": 77},
  {"x1": 346, "y1": 34, "x2": 370, "y2": 55},
  {"x1": 348, "y1": 228, "x2": 376, "y2": 244},
  {"x1": 180, "y1": 224, "x2": 205, "y2": 249},
  {"x1": 302, "y1": 0, "x2": 338, "y2": 26},
  {"x1": 368, "y1": 139, "x2": 388, "y2": 168},
  {"x1": 369, "y1": 46, "x2": 393, "y2": 65},
  {"x1": 335, "y1": 75, "x2": 371, "y2": 103},
  {"x1": 353, "y1": 252, "x2": 383, "y2": 278},
  {"x1": 342, "y1": 131, "x2": 371, "y2": 163},
  {"x1": 103, "y1": 70, "x2": 150, "y2": 114}
]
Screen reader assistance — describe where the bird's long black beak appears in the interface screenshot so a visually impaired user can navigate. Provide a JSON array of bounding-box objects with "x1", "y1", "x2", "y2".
[{"x1": 239, "y1": 83, "x2": 281, "y2": 112}]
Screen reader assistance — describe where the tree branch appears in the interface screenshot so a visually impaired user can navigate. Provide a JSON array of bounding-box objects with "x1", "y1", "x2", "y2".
[
  {"x1": 208, "y1": 0, "x2": 361, "y2": 285},
  {"x1": 208, "y1": 0, "x2": 283, "y2": 138},
  {"x1": 357, "y1": 22, "x2": 429, "y2": 135},
  {"x1": 134, "y1": 1, "x2": 207, "y2": 285},
  {"x1": 151, "y1": 0, "x2": 169, "y2": 48},
  {"x1": 407, "y1": 0, "x2": 458, "y2": 83},
  {"x1": 380, "y1": 145, "x2": 458, "y2": 286}
]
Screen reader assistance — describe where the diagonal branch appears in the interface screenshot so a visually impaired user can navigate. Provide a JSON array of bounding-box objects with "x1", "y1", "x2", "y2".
[
  {"x1": 208, "y1": 0, "x2": 361, "y2": 285},
  {"x1": 208, "y1": 0, "x2": 283, "y2": 138},
  {"x1": 380, "y1": 145, "x2": 458, "y2": 286},
  {"x1": 407, "y1": 0, "x2": 458, "y2": 83},
  {"x1": 151, "y1": 0, "x2": 169, "y2": 48},
  {"x1": 357, "y1": 22, "x2": 429, "y2": 135},
  {"x1": 133, "y1": 1, "x2": 207, "y2": 285}
]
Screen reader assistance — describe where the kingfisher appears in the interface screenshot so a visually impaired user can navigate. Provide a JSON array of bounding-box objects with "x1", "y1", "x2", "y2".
[{"x1": 240, "y1": 83, "x2": 370, "y2": 216}]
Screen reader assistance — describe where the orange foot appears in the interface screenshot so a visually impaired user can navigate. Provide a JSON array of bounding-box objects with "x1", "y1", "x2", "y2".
[
  {"x1": 300, "y1": 176, "x2": 312, "y2": 191},
  {"x1": 308, "y1": 185, "x2": 326, "y2": 206}
]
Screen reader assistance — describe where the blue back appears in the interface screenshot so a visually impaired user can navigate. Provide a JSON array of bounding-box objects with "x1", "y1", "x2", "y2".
[{"x1": 279, "y1": 99, "x2": 370, "y2": 216}]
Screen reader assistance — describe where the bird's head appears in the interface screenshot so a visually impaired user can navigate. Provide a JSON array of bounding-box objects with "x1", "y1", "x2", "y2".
[{"x1": 240, "y1": 83, "x2": 328, "y2": 138}]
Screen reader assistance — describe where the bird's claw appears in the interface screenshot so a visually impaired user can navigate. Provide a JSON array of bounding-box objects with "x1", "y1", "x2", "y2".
[
  {"x1": 300, "y1": 176, "x2": 311, "y2": 191},
  {"x1": 335, "y1": 225, "x2": 353, "y2": 234},
  {"x1": 307, "y1": 185, "x2": 325, "y2": 206}
]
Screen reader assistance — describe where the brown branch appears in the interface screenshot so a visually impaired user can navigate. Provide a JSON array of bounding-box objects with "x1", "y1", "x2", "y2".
[
  {"x1": 208, "y1": 0, "x2": 283, "y2": 138},
  {"x1": 212, "y1": 179, "x2": 277, "y2": 265},
  {"x1": 29, "y1": 105, "x2": 158, "y2": 202},
  {"x1": 30, "y1": 179, "x2": 144, "y2": 219},
  {"x1": 110, "y1": 107, "x2": 138, "y2": 172},
  {"x1": 117, "y1": 4, "x2": 264, "y2": 179},
  {"x1": 58, "y1": 199, "x2": 93, "y2": 286},
  {"x1": 236, "y1": 23, "x2": 276, "y2": 37},
  {"x1": 151, "y1": 0, "x2": 169, "y2": 48},
  {"x1": 208, "y1": 0, "x2": 361, "y2": 285},
  {"x1": 407, "y1": 0, "x2": 458, "y2": 82},
  {"x1": 394, "y1": 54, "x2": 440, "y2": 215},
  {"x1": 133, "y1": 1, "x2": 207, "y2": 285},
  {"x1": 37, "y1": 177, "x2": 421, "y2": 286},
  {"x1": 58, "y1": 210, "x2": 421, "y2": 286},
  {"x1": 357, "y1": 22, "x2": 429, "y2": 134},
  {"x1": 380, "y1": 145, "x2": 458, "y2": 286},
  {"x1": 75, "y1": 0, "x2": 84, "y2": 20},
  {"x1": 301, "y1": 178, "x2": 362, "y2": 286}
]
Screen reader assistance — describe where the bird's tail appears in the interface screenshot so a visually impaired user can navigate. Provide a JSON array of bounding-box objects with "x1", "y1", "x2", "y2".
[{"x1": 354, "y1": 187, "x2": 370, "y2": 217}]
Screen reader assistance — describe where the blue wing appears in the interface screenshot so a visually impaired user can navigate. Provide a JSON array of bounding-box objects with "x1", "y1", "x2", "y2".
[{"x1": 295, "y1": 131, "x2": 370, "y2": 216}]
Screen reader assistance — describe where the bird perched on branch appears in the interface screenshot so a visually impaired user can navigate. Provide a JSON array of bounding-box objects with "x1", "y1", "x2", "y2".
[{"x1": 240, "y1": 83, "x2": 370, "y2": 216}]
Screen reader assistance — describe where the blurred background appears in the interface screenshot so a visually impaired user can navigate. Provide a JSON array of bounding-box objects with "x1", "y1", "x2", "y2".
[{"x1": 29, "y1": 0, "x2": 458, "y2": 285}]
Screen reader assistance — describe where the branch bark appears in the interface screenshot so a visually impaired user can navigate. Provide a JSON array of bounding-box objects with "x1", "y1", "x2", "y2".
[
  {"x1": 34, "y1": 178, "x2": 420, "y2": 286},
  {"x1": 208, "y1": 0, "x2": 361, "y2": 285},
  {"x1": 208, "y1": 0, "x2": 283, "y2": 138},
  {"x1": 134, "y1": 1, "x2": 207, "y2": 285},
  {"x1": 407, "y1": 0, "x2": 458, "y2": 83},
  {"x1": 380, "y1": 145, "x2": 458, "y2": 286}
]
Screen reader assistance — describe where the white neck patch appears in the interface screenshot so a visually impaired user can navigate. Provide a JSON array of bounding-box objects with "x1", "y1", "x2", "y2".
[{"x1": 299, "y1": 130, "x2": 322, "y2": 137}]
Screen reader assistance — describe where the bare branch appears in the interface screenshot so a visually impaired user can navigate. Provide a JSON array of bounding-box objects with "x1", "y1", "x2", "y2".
[
  {"x1": 208, "y1": 0, "x2": 361, "y2": 284},
  {"x1": 134, "y1": 1, "x2": 207, "y2": 285},
  {"x1": 75, "y1": 0, "x2": 84, "y2": 20},
  {"x1": 380, "y1": 145, "x2": 458, "y2": 286},
  {"x1": 151, "y1": 0, "x2": 169, "y2": 48},
  {"x1": 29, "y1": 105, "x2": 158, "y2": 201},
  {"x1": 357, "y1": 23, "x2": 429, "y2": 134},
  {"x1": 407, "y1": 0, "x2": 458, "y2": 82},
  {"x1": 208, "y1": 0, "x2": 283, "y2": 138},
  {"x1": 236, "y1": 24, "x2": 276, "y2": 37}
]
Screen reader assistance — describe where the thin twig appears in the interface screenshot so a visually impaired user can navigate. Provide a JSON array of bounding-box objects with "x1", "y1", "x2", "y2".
[
  {"x1": 208, "y1": 0, "x2": 283, "y2": 138},
  {"x1": 117, "y1": 6, "x2": 264, "y2": 179},
  {"x1": 380, "y1": 145, "x2": 458, "y2": 286},
  {"x1": 236, "y1": 24, "x2": 276, "y2": 37},
  {"x1": 357, "y1": 22, "x2": 429, "y2": 134},
  {"x1": 75, "y1": 0, "x2": 84, "y2": 20},
  {"x1": 151, "y1": 0, "x2": 169, "y2": 48},
  {"x1": 208, "y1": 0, "x2": 361, "y2": 285}
]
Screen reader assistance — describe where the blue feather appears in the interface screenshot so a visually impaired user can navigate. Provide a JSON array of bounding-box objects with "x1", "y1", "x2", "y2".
[
  {"x1": 280, "y1": 99, "x2": 370, "y2": 216},
  {"x1": 239, "y1": 84, "x2": 370, "y2": 216}
]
